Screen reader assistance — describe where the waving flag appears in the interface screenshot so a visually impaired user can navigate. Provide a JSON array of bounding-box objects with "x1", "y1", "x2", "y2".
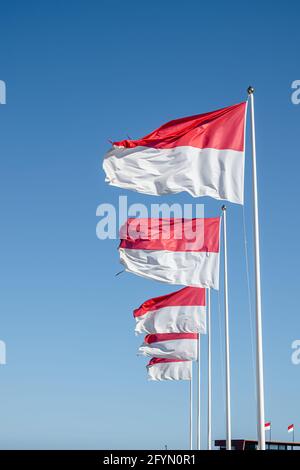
[
  {"x1": 134, "y1": 286, "x2": 206, "y2": 334},
  {"x1": 265, "y1": 422, "x2": 271, "y2": 431},
  {"x1": 103, "y1": 102, "x2": 247, "y2": 204},
  {"x1": 138, "y1": 333, "x2": 198, "y2": 360},
  {"x1": 119, "y1": 217, "x2": 220, "y2": 289},
  {"x1": 288, "y1": 424, "x2": 294, "y2": 433},
  {"x1": 147, "y1": 358, "x2": 192, "y2": 381}
]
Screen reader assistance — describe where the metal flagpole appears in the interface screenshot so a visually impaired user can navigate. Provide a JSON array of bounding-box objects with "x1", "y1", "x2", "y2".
[
  {"x1": 293, "y1": 427, "x2": 295, "y2": 444},
  {"x1": 221, "y1": 205, "x2": 232, "y2": 450},
  {"x1": 207, "y1": 288, "x2": 212, "y2": 450},
  {"x1": 197, "y1": 332, "x2": 201, "y2": 450},
  {"x1": 247, "y1": 86, "x2": 266, "y2": 450},
  {"x1": 189, "y1": 365, "x2": 193, "y2": 450}
]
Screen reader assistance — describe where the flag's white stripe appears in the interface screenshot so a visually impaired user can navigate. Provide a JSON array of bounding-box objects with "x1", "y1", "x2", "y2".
[
  {"x1": 288, "y1": 427, "x2": 294, "y2": 433},
  {"x1": 135, "y1": 305, "x2": 206, "y2": 335},
  {"x1": 120, "y1": 248, "x2": 219, "y2": 289},
  {"x1": 138, "y1": 338, "x2": 198, "y2": 360},
  {"x1": 104, "y1": 145, "x2": 244, "y2": 204},
  {"x1": 147, "y1": 361, "x2": 192, "y2": 381}
]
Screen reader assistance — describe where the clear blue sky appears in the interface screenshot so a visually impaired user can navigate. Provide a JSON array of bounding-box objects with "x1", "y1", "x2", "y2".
[{"x1": 0, "y1": 0, "x2": 299, "y2": 450}]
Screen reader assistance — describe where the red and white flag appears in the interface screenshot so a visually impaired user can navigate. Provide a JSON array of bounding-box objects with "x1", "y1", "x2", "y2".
[
  {"x1": 138, "y1": 333, "x2": 198, "y2": 360},
  {"x1": 103, "y1": 102, "x2": 247, "y2": 204},
  {"x1": 147, "y1": 358, "x2": 192, "y2": 381},
  {"x1": 265, "y1": 422, "x2": 271, "y2": 431},
  {"x1": 288, "y1": 424, "x2": 294, "y2": 433},
  {"x1": 119, "y1": 218, "x2": 220, "y2": 289},
  {"x1": 134, "y1": 286, "x2": 206, "y2": 335}
]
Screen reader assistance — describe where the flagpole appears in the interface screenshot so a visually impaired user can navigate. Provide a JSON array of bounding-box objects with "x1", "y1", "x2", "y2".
[
  {"x1": 221, "y1": 205, "x2": 231, "y2": 450},
  {"x1": 190, "y1": 365, "x2": 193, "y2": 450},
  {"x1": 207, "y1": 288, "x2": 212, "y2": 450},
  {"x1": 247, "y1": 86, "x2": 266, "y2": 450},
  {"x1": 197, "y1": 333, "x2": 201, "y2": 450}
]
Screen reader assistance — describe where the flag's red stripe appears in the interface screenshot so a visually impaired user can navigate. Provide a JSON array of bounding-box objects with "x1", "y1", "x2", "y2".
[
  {"x1": 113, "y1": 102, "x2": 246, "y2": 151},
  {"x1": 148, "y1": 358, "x2": 189, "y2": 366},
  {"x1": 288, "y1": 425, "x2": 294, "y2": 430},
  {"x1": 134, "y1": 287, "x2": 205, "y2": 318},
  {"x1": 144, "y1": 333, "x2": 198, "y2": 344},
  {"x1": 120, "y1": 218, "x2": 220, "y2": 253}
]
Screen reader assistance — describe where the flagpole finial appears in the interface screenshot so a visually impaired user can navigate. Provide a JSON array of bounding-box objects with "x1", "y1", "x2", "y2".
[
  {"x1": 221, "y1": 205, "x2": 226, "y2": 211},
  {"x1": 247, "y1": 86, "x2": 255, "y2": 95}
]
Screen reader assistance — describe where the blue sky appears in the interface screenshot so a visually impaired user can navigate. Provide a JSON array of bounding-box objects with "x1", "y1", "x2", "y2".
[{"x1": 0, "y1": 0, "x2": 299, "y2": 449}]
